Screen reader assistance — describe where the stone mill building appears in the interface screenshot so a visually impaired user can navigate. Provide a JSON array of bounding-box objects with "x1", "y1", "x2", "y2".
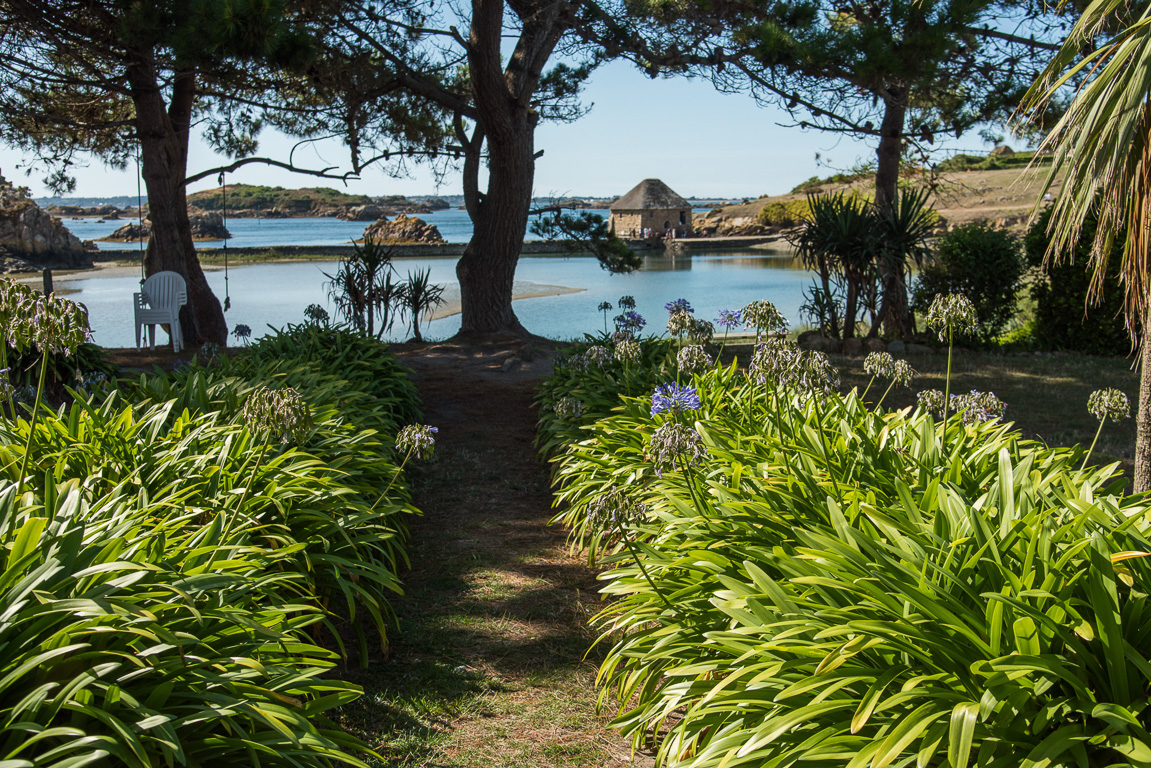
[{"x1": 609, "y1": 179, "x2": 693, "y2": 238}]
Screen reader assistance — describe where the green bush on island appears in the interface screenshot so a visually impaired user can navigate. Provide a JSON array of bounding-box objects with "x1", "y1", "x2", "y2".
[
  {"x1": 755, "y1": 199, "x2": 812, "y2": 227},
  {"x1": 541, "y1": 314, "x2": 1149, "y2": 768},
  {"x1": 0, "y1": 318, "x2": 426, "y2": 765}
]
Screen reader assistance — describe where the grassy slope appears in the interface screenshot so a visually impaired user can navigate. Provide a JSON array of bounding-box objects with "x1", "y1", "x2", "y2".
[
  {"x1": 707, "y1": 156, "x2": 1062, "y2": 234},
  {"x1": 188, "y1": 185, "x2": 372, "y2": 212}
]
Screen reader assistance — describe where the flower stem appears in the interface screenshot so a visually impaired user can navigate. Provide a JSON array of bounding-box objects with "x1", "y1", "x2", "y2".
[
  {"x1": 15, "y1": 352, "x2": 49, "y2": 498},
  {"x1": 614, "y1": 518, "x2": 674, "y2": 612},
  {"x1": 1081, "y1": 419, "x2": 1106, "y2": 471},
  {"x1": 0, "y1": 344, "x2": 15, "y2": 419},
  {"x1": 942, "y1": 327, "x2": 954, "y2": 423}
]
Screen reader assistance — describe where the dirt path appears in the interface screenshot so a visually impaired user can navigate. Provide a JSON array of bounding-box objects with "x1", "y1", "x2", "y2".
[{"x1": 338, "y1": 340, "x2": 655, "y2": 768}]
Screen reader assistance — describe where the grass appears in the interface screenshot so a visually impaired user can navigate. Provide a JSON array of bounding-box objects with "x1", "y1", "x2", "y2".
[
  {"x1": 329, "y1": 361, "x2": 651, "y2": 768},
  {"x1": 725, "y1": 341, "x2": 1140, "y2": 474}
]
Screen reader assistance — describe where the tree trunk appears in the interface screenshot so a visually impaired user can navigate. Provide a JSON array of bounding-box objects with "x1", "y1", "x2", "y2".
[
  {"x1": 456, "y1": 119, "x2": 535, "y2": 336},
  {"x1": 453, "y1": 0, "x2": 565, "y2": 338},
  {"x1": 1136, "y1": 312, "x2": 1151, "y2": 492},
  {"x1": 126, "y1": 57, "x2": 226, "y2": 346},
  {"x1": 874, "y1": 89, "x2": 913, "y2": 338}
]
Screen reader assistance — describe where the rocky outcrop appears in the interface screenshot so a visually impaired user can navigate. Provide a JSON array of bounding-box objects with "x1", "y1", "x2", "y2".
[
  {"x1": 47, "y1": 204, "x2": 125, "y2": 219},
  {"x1": 339, "y1": 204, "x2": 385, "y2": 222},
  {"x1": 98, "y1": 212, "x2": 232, "y2": 242},
  {"x1": 361, "y1": 214, "x2": 444, "y2": 244},
  {"x1": 0, "y1": 172, "x2": 93, "y2": 272}
]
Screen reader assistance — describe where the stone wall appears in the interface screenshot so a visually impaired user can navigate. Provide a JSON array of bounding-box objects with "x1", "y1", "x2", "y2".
[{"x1": 610, "y1": 208, "x2": 693, "y2": 238}]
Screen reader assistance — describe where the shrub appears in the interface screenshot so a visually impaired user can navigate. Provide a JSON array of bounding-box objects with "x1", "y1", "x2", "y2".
[
  {"x1": 1024, "y1": 206, "x2": 1130, "y2": 355},
  {"x1": 0, "y1": 324, "x2": 426, "y2": 764},
  {"x1": 755, "y1": 199, "x2": 811, "y2": 227},
  {"x1": 542, "y1": 336, "x2": 1150, "y2": 768},
  {"x1": 912, "y1": 223, "x2": 1023, "y2": 344}
]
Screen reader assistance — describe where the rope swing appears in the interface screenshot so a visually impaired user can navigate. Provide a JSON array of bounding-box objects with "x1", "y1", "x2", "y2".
[
  {"x1": 218, "y1": 171, "x2": 231, "y2": 312},
  {"x1": 135, "y1": 143, "x2": 145, "y2": 284}
]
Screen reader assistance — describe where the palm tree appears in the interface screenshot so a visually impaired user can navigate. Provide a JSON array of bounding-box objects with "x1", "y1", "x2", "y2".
[{"x1": 1019, "y1": 0, "x2": 1151, "y2": 489}]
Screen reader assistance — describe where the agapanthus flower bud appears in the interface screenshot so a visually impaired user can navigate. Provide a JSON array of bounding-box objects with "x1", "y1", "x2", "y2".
[
  {"x1": 796, "y1": 350, "x2": 840, "y2": 394},
  {"x1": 27, "y1": 294, "x2": 90, "y2": 356},
  {"x1": 554, "y1": 396, "x2": 583, "y2": 420},
  {"x1": 647, "y1": 422, "x2": 707, "y2": 477},
  {"x1": 650, "y1": 382, "x2": 701, "y2": 416},
  {"x1": 714, "y1": 309, "x2": 742, "y2": 330},
  {"x1": 917, "y1": 389, "x2": 945, "y2": 418},
  {"x1": 953, "y1": 390, "x2": 1006, "y2": 424},
  {"x1": 614, "y1": 311, "x2": 646, "y2": 334},
  {"x1": 241, "y1": 386, "x2": 314, "y2": 444},
  {"x1": 749, "y1": 337, "x2": 801, "y2": 388},
  {"x1": 677, "y1": 345, "x2": 713, "y2": 375},
  {"x1": 688, "y1": 318, "x2": 714, "y2": 345},
  {"x1": 864, "y1": 351, "x2": 895, "y2": 378},
  {"x1": 741, "y1": 300, "x2": 789, "y2": 335},
  {"x1": 925, "y1": 293, "x2": 979, "y2": 342},
  {"x1": 0, "y1": 278, "x2": 36, "y2": 346},
  {"x1": 614, "y1": 338, "x2": 641, "y2": 364},
  {"x1": 864, "y1": 352, "x2": 915, "y2": 386},
  {"x1": 304, "y1": 304, "x2": 329, "y2": 325},
  {"x1": 395, "y1": 424, "x2": 439, "y2": 459},
  {"x1": 582, "y1": 345, "x2": 612, "y2": 369},
  {"x1": 586, "y1": 487, "x2": 649, "y2": 530},
  {"x1": 667, "y1": 309, "x2": 694, "y2": 338},
  {"x1": 1088, "y1": 388, "x2": 1131, "y2": 422}
]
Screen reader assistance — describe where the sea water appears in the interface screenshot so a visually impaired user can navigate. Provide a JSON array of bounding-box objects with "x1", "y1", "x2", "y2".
[
  {"x1": 63, "y1": 208, "x2": 604, "y2": 249},
  {"x1": 60, "y1": 249, "x2": 814, "y2": 348}
]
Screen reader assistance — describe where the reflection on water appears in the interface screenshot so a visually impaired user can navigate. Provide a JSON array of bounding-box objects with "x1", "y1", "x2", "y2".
[{"x1": 57, "y1": 248, "x2": 816, "y2": 348}]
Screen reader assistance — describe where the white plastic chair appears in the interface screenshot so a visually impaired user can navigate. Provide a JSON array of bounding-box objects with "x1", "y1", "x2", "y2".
[{"x1": 134, "y1": 271, "x2": 187, "y2": 352}]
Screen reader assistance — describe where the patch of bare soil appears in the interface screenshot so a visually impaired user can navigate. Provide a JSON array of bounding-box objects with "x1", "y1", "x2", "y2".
[{"x1": 337, "y1": 339, "x2": 654, "y2": 768}]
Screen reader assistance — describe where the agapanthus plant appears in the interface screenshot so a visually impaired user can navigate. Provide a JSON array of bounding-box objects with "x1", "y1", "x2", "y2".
[
  {"x1": 677, "y1": 345, "x2": 713, "y2": 376},
  {"x1": 1083, "y1": 388, "x2": 1131, "y2": 468},
  {"x1": 665, "y1": 298, "x2": 694, "y2": 314},
  {"x1": 862, "y1": 351, "x2": 917, "y2": 408},
  {"x1": 741, "y1": 299, "x2": 789, "y2": 341},
  {"x1": 14, "y1": 292, "x2": 92, "y2": 495},
  {"x1": 667, "y1": 309, "x2": 695, "y2": 339},
  {"x1": 615, "y1": 311, "x2": 646, "y2": 335},
  {"x1": 395, "y1": 424, "x2": 439, "y2": 460},
  {"x1": 650, "y1": 382, "x2": 701, "y2": 417},
  {"x1": 925, "y1": 293, "x2": 979, "y2": 420}
]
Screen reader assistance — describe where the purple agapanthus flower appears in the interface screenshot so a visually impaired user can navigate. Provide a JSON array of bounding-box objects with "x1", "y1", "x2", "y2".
[
  {"x1": 714, "y1": 309, "x2": 741, "y2": 329},
  {"x1": 665, "y1": 298, "x2": 694, "y2": 314},
  {"x1": 615, "y1": 311, "x2": 647, "y2": 334},
  {"x1": 650, "y1": 382, "x2": 702, "y2": 417}
]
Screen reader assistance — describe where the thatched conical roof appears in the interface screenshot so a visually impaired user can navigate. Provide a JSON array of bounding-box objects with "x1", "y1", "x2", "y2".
[{"x1": 610, "y1": 179, "x2": 690, "y2": 210}]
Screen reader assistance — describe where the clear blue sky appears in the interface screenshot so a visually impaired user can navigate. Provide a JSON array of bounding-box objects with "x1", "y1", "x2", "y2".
[{"x1": 0, "y1": 60, "x2": 1001, "y2": 202}]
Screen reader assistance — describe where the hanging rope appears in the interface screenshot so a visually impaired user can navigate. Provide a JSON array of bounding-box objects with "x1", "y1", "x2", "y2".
[
  {"x1": 219, "y1": 171, "x2": 230, "y2": 311},
  {"x1": 135, "y1": 143, "x2": 145, "y2": 284}
]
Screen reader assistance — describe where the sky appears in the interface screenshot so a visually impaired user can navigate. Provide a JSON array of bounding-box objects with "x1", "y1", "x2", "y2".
[{"x1": 0, "y1": 59, "x2": 1004, "y2": 202}]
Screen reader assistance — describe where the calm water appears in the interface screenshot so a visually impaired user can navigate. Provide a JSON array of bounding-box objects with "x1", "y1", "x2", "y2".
[
  {"x1": 60, "y1": 249, "x2": 813, "y2": 348},
  {"x1": 64, "y1": 208, "x2": 605, "y2": 249}
]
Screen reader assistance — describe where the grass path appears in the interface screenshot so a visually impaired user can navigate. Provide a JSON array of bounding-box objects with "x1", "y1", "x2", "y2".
[{"x1": 337, "y1": 341, "x2": 654, "y2": 768}]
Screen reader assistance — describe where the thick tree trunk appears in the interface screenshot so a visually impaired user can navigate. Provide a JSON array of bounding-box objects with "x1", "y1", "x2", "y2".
[
  {"x1": 127, "y1": 58, "x2": 227, "y2": 346},
  {"x1": 453, "y1": 0, "x2": 564, "y2": 338},
  {"x1": 874, "y1": 90, "x2": 913, "y2": 338},
  {"x1": 1136, "y1": 313, "x2": 1151, "y2": 492}
]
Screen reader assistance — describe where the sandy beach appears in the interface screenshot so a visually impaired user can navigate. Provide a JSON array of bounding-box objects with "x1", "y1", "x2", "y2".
[{"x1": 14, "y1": 259, "x2": 585, "y2": 324}]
